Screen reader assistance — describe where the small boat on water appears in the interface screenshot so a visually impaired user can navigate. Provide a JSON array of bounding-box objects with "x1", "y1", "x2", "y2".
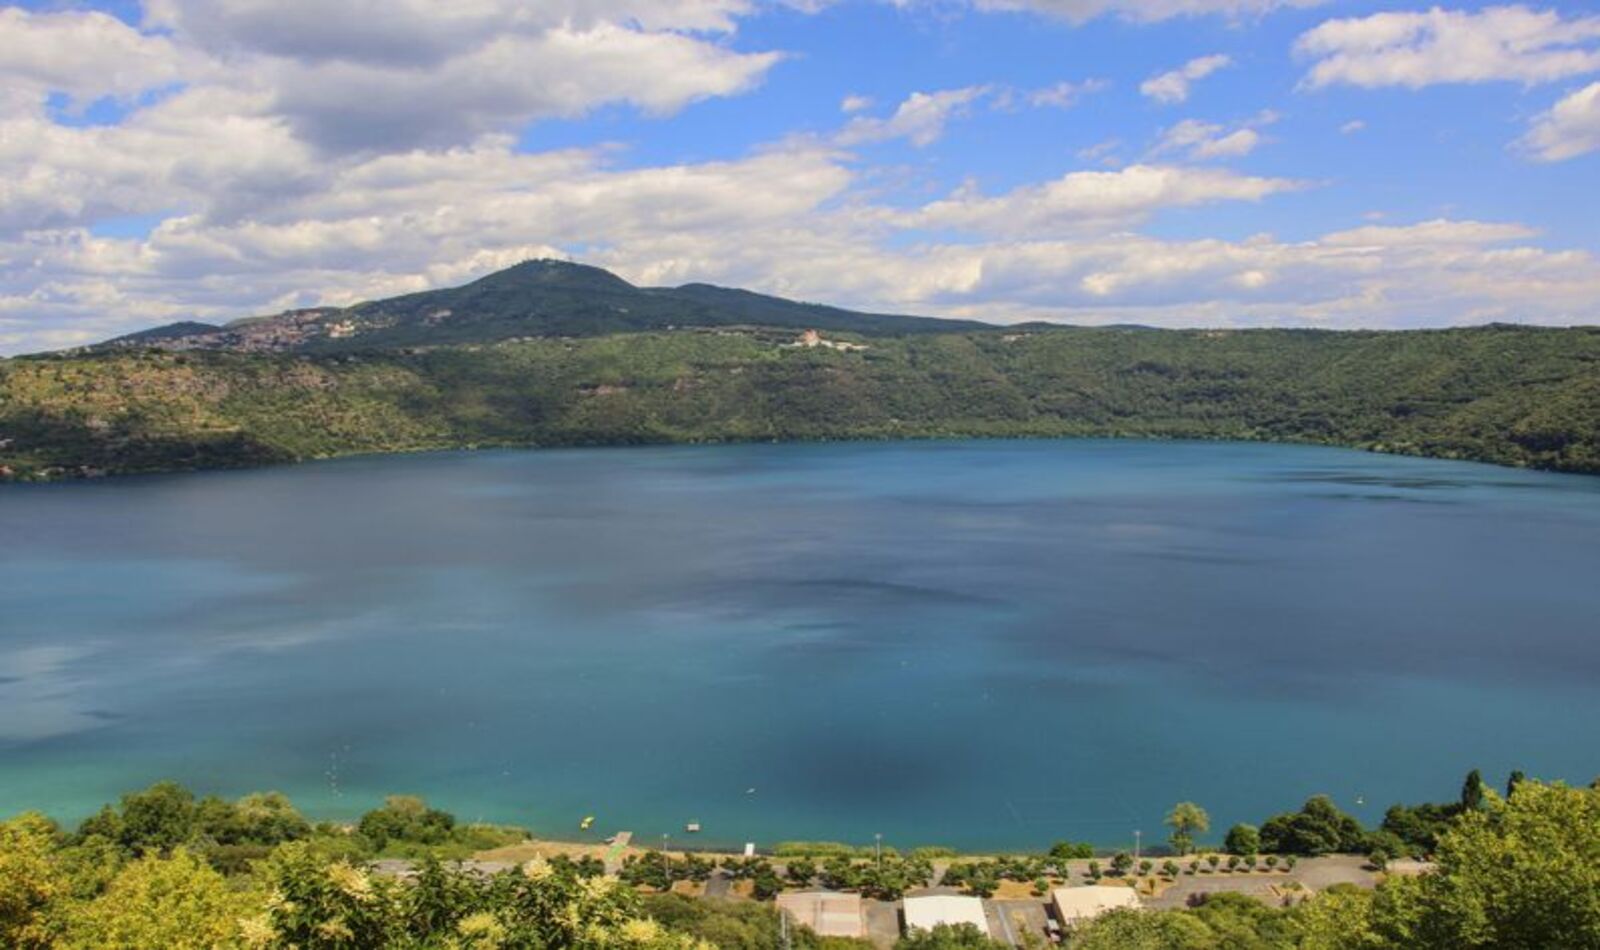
[
  {"x1": 685, "y1": 821, "x2": 701, "y2": 833},
  {"x1": 580, "y1": 815, "x2": 595, "y2": 830}
]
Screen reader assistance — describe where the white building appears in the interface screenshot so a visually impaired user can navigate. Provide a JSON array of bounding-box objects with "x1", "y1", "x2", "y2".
[
  {"x1": 1051, "y1": 885, "x2": 1141, "y2": 926},
  {"x1": 902, "y1": 895, "x2": 991, "y2": 937}
]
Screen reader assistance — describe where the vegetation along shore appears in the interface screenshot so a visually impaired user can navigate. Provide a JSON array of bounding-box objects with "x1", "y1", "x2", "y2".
[
  {"x1": 4, "y1": 768, "x2": 1596, "y2": 948},
  {"x1": 2, "y1": 262, "x2": 1598, "y2": 482}
]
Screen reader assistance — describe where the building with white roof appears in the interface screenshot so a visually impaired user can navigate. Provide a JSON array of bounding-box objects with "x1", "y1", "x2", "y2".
[{"x1": 902, "y1": 894, "x2": 991, "y2": 937}]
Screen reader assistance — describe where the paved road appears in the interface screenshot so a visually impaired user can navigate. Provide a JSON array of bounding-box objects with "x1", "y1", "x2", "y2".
[{"x1": 703, "y1": 872, "x2": 732, "y2": 899}]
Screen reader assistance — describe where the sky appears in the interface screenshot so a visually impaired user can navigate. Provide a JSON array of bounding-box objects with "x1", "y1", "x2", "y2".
[{"x1": 1, "y1": 1, "x2": 1598, "y2": 353}]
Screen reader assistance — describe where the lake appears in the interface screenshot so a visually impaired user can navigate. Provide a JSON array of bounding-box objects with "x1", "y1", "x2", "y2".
[{"x1": 3, "y1": 439, "x2": 1598, "y2": 852}]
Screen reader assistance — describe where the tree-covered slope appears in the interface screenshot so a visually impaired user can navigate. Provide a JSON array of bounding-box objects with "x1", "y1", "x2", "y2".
[{"x1": 4, "y1": 324, "x2": 1598, "y2": 480}]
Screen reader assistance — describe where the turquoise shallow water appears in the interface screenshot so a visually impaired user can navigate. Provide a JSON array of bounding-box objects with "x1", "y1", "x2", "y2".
[{"x1": 2, "y1": 439, "x2": 1599, "y2": 851}]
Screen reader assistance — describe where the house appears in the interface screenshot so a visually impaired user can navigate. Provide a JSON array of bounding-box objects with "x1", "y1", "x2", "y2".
[
  {"x1": 775, "y1": 890, "x2": 867, "y2": 939},
  {"x1": 901, "y1": 894, "x2": 991, "y2": 937},
  {"x1": 1050, "y1": 885, "x2": 1141, "y2": 927}
]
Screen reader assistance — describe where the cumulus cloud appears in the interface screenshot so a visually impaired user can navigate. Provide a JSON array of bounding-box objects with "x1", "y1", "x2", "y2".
[
  {"x1": 1141, "y1": 54, "x2": 1232, "y2": 104},
  {"x1": 837, "y1": 86, "x2": 991, "y2": 147},
  {"x1": 1520, "y1": 81, "x2": 1600, "y2": 160},
  {"x1": 1151, "y1": 111, "x2": 1277, "y2": 160},
  {"x1": 2, "y1": 0, "x2": 1597, "y2": 354},
  {"x1": 1296, "y1": 5, "x2": 1600, "y2": 90},
  {"x1": 131, "y1": 1, "x2": 783, "y2": 154},
  {"x1": 265, "y1": 25, "x2": 781, "y2": 152},
  {"x1": 905, "y1": 164, "x2": 1303, "y2": 235},
  {"x1": 0, "y1": 7, "x2": 195, "y2": 114},
  {"x1": 928, "y1": 0, "x2": 1324, "y2": 25}
]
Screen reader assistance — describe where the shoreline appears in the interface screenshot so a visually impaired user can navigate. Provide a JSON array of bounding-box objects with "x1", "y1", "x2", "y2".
[{"x1": 7, "y1": 429, "x2": 1597, "y2": 487}]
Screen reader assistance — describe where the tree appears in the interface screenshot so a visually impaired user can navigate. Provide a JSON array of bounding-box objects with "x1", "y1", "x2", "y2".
[
  {"x1": 0, "y1": 813, "x2": 66, "y2": 950},
  {"x1": 1206, "y1": 854, "x2": 1221, "y2": 872},
  {"x1": 1138, "y1": 859, "x2": 1153, "y2": 877},
  {"x1": 1110, "y1": 852, "x2": 1133, "y2": 876},
  {"x1": 1226, "y1": 855, "x2": 1241, "y2": 872},
  {"x1": 1506, "y1": 770, "x2": 1526, "y2": 799},
  {"x1": 1223, "y1": 823, "x2": 1260, "y2": 856},
  {"x1": 1260, "y1": 796, "x2": 1365, "y2": 855},
  {"x1": 1164, "y1": 802, "x2": 1210, "y2": 855},
  {"x1": 357, "y1": 795, "x2": 455, "y2": 850},
  {"x1": 1368, "y1": 780, "x2": 1600, "y2": 949},
  {"x1": 64, "y1": 848, "x2": 253, "y2": 949},
  {"x1": 1460, "y1": 770, "x2": 1486, "y2": 812},
  {"x1": 786, "y1": 858, "x2": 817, "y2": 885},
  {"x1": 965, "y1": 865, "x2": 999, "y2": 898},
  {"x1": 114, "y1": 782, "x2": 198, "y2": 856},
  {"x1": 1161, "y1": 860, "x2": 1180, "y2": 879},
  {"x1": 1048, "y1": 841, "x2": 1093, "y2": 863},
  {"x1": 752, "y1": 864, "x2": 783, "y2": 901}
]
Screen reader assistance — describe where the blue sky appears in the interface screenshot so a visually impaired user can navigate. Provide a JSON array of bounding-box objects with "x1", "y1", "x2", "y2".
[{"x1": 1, "y1": 1, "x2": 1598, "y2": 352}]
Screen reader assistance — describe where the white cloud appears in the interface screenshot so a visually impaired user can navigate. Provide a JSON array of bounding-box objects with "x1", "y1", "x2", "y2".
[
  {"x1": 1141, "y1": 54, "x2": 1232, "y2": 104},
  {"x1": 0, "y1": 7, "x2": 195, "y2": 115},
  {"x1": 1297, "y1": 5, "x2": 1600, "y2": 90},
  {"x1": 906, "y1": 164, "x2": 1302, "y2": 235},
  {"x1": 837, "y1": 86, "x2": 991, "y2": 147},
  {"x1": 1029, "y1": 79, "x2": 1109, "y2": 108},
  {"x1": 930, "y1": 0, "x2": 1325, "y2": 25},
  {"x1": 840, "y1": 94, "x2": 874, "y2": 113},
  {"x1": 264, "y1": 25, "x2": 781, "y2": 152},
  {"x1": 2, "y1": 0, "x2": 1597, "y2": 354},
  {"x1": 1151, "y1": 111, "x2": 1276, "y2": 160},
  {"x1": 1520, "y1": 81, "x2": 1600, "y2": 160},
  {"x1": 1340, "y1": 119, "x2": 1366, "y2": 134}
]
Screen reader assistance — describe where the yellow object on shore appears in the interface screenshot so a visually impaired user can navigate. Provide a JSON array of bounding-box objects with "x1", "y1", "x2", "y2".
[{"x1": 580, "y1": 816, "x2": 595, "y2": 830}]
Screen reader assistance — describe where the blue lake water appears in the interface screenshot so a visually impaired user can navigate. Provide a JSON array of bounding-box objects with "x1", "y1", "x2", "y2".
[{"x1": 2, "y1": 439, "x2": 1599, "y2": 852}]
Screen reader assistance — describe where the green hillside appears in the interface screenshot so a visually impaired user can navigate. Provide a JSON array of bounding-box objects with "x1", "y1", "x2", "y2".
[{"x1": 5, "y1": 323, "x2": 1598, "y2": 480}]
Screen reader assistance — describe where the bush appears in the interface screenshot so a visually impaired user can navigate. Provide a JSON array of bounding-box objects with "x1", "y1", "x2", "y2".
[{"x1": 1223, "y1": 823, "x2": 1260, "y2": 856}]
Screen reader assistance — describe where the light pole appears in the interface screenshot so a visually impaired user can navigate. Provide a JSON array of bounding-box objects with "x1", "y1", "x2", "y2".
[
  {"x1": 875, "y1": 833, "x2": 883, "y2": 872},
  {"x1": 1134, "y1": 830, "x2": 1141, "y2": 864},
  {"x1": 662, "y1": 834, "x2": 670, "y2": 883}
]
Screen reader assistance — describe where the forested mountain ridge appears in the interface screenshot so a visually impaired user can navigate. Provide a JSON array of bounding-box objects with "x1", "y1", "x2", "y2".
[
  {"x1": 4, "y1": 321, "x2": 1597, "y2": 480},
  {"x1": 96, "y1": 260, "x2": 991, "y2": 353}
]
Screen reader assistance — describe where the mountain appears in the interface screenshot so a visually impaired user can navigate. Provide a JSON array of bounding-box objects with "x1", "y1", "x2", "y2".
[{"x1": 97, "y1": 260, "x2": 993, "y2": 353}]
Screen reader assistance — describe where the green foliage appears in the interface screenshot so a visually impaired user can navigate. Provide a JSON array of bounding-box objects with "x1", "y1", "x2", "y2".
[
  {"x1": 1225, "y1": 824, "x2": 1261, "y2": 856},
  {"x1": 1459, "y1": 769, "x2": 1486, "y2": 812},
  {"x1": 941, "y1": 861, "x2": 1002, "y2": 897},
  {"x1": 640, "y1": 893, "x2": 789, "y2": 950},
  {"x1": 1165, "y1": 803, "x2": 1210, "y2": 856},
  {"x1": 1259, "y1": 796, "x2": 1366, "y2": 856},
  {"x1": 1379, "y1": 803, "x2": 1458, "y2": 857},
  {"x1": 356, "y1": 794, "x2": 457, "y2": 850},
  {"x1": 63, "y1": 848, "x2": 256, "y2": 949},
  {"x1": 1048, "y1": 841, "x2": 1094, "y2": 862},
  {"x1": 897, "y1": 922, "x2": 1010, "y2": 950},
  {"x1": 0, "y1": 813, "x2": 66, "y2": 950},
  {"x1": 8, "y1": 323, "x2": 1600, "y2": 482},
  {"x1": 785, "y1": 858, "x2": 817, "y2": 885}
]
